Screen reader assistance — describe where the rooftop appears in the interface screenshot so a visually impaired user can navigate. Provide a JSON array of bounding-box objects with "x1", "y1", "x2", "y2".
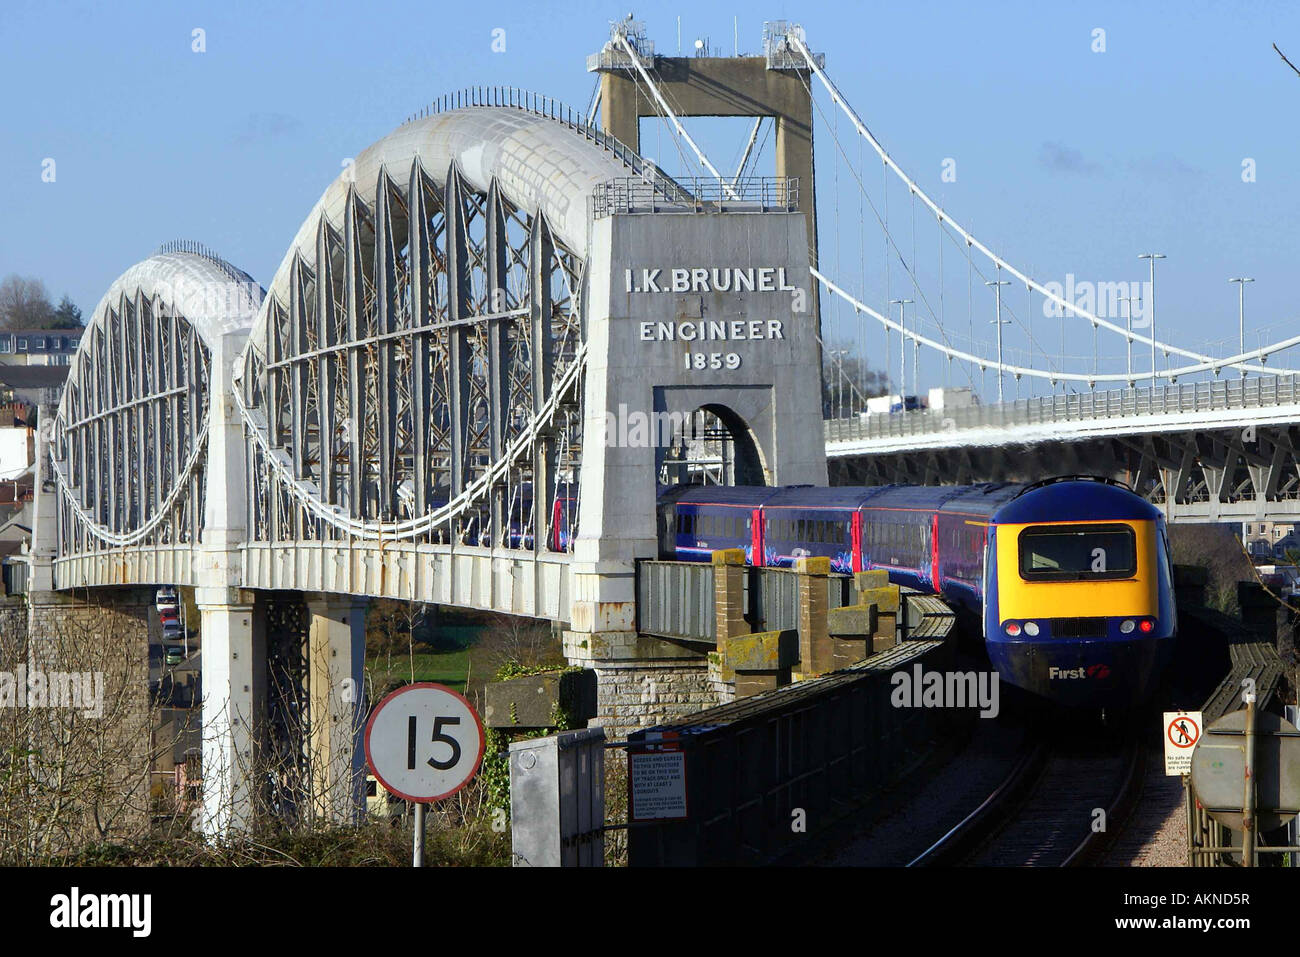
[{"x1": 0, "y1": 366, "x2": 71, "y2": 388}]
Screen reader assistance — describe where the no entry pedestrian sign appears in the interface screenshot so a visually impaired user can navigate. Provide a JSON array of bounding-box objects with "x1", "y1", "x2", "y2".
[{"x1": 1163, "y1": 710, "x2": 1202, "y2": 775}]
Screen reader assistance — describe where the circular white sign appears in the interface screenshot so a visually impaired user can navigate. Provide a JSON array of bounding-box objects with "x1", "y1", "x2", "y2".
[{"x1": 364, "y1": 683, "x2": 485, "y2": 802}]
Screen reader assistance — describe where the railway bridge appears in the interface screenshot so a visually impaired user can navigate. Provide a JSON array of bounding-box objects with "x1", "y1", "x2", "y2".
[
  {"x1": 24, "y1": 89, "x2": 826, "y2": 835},
  {"x1": 19, "y1": 16, "x2": 1300, "y2": 845}
]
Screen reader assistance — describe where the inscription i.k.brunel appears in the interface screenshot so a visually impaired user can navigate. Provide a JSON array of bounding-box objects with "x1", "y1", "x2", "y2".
[{"x1": 624, "y1": 265, "x2": 800, "y2": 295}]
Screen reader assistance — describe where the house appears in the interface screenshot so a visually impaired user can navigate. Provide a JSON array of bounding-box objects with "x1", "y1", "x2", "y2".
[
  {"x1": 0, "y1": 364, "x2": 70, "y2": 410},
  {"x1": 1243, "y1": 520, "x2": 1296, "y2": 562},
  {"x1": 0, "y1": 328, "x2": 81, "y2": 366}
]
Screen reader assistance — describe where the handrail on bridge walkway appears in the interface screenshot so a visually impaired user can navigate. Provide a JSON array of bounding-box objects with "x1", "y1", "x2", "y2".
[{"x1": 826, "y1": 374, "x2": 1300, "y2": 446}]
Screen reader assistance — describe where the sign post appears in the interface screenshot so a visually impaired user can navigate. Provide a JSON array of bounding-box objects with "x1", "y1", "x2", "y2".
[
  {"x1": 1162, "y1": 710, "x2": 1202, "y2": 776},
  {"x1": 364, "y1": 683, "x2": 485, "y2": 867},
  {"x1": 628, "y1": 731, "x2": 689, "y2": 822}
]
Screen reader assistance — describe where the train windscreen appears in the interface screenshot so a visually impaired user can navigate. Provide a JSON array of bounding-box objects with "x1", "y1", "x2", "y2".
[{"x1": 1016, "y1": 523, "x2": 1136, "y2": 581}]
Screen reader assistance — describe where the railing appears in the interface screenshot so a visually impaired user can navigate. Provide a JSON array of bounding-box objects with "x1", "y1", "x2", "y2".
[
  {"x1": 636, "y1": 560, "x2": 854, "y2": 643},
  {"x1": 156, "y1": 239, "x2": 254, "y2": 285},
  {"x1": 638, "y1": 561, "x2": 715, "y2": 642},
  {"x1": 825, "y1": 374, "x2": 1300, "y2": 445},
  {"x1": 593, "y1": 176, "x2": 799, "y2": 217}
]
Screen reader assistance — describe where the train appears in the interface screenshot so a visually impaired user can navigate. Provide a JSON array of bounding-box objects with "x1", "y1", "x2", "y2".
[{"x1": 655, "y1": 477, "x2": 1177, "y2": 707}]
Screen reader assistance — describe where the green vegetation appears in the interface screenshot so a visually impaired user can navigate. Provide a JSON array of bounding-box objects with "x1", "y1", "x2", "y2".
[
  {"x1": 29, "y1": 817, "x2": 508, "y2": 867},
  {"x1": 368, "y1": 648, "x2": 471, "y2": 694}
]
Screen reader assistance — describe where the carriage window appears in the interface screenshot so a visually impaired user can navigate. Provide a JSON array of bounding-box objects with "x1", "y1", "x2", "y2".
[{"x1": 1018, "y1": 523, "x2": 1136, "y2": 581}]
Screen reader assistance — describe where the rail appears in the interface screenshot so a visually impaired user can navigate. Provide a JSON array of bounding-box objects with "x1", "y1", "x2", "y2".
[
  {"x1": 402, "y1": 85, "x2": 692, "y2": 207},
  {"x1": 592, "y1": 176, "x2": 799, "y2": 216},
  {"x1": 636, "y1": 560, "x2": 856, "y2": 643},
  {"x1": 825, "y1": 374, "x2": 1300, "y2": 445}
]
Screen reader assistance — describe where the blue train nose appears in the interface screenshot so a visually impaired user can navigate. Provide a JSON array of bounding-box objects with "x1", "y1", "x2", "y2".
[{"x1": 987, "y1": 632, "x2": 1174, "y2": 707}]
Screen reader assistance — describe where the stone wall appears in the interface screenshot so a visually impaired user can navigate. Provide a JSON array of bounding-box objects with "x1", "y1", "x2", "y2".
[
  {"x1": 9, "y1": 587, "x2": 154, "y2": 856},
  {"x1": 564, "y1": 627, "x2": 731, "y2": 739},
  {"x1": 588, "y1": 657, "x2": 718, "y2": 740}
]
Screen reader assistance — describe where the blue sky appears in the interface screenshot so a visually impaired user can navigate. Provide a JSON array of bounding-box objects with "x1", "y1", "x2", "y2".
[{"x1": 3, "y1": 0, "x2": 1299, "y2": 394}]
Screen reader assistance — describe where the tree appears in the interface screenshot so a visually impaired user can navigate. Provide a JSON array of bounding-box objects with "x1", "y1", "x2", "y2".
[
  {"x1": 48, "y1": 296, "x2": 83, "y2": 329},
  {"x1": 0, "y1": 275, "x2": 54, "y2": 329},
  {"x1": 1168, "y1": 523, "x2": 1257, "y2": 614},
  {"x1": 821, "y1": 343, "x2": 888, "y2": 418}
]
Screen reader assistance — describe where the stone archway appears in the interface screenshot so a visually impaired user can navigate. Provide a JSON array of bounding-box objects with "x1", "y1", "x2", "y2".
[{"x1": 659, "y1": 402, "x2": 767, "y2": 486}]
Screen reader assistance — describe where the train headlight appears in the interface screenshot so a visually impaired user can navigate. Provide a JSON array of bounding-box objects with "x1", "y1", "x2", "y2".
[
  {"x1": 1120, "y1": 619, "x2": 1136, "y2": 634},
  {"x1": 1023, "y1": 621, "x2": 1040, "y2": 636},
  {"x1": 1004, "y1": 621, "x2": 1021, "y2": 636},
  {"x1": 1138, "y1": 619, "x2": 1155, "y2": 633}
]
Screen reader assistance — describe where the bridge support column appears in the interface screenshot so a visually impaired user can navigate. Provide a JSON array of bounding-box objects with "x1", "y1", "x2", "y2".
[
  {"x1": 305, "y1": 594, "x2": 368, "y2": 824},
  {"x1": 198, "y1": 588, "x2": 264, "y2": 835},
  {"x1": 794, "y1": 557, "x2": 833, "y2": 678},
  {"x1": 708, "y1": 549, "x2": 747, "y2": 699}
]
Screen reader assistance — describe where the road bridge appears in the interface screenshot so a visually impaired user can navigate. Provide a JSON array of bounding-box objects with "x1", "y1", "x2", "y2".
[{"x1": 825, "y1": 377, "x2": 1300, "y2": 522}]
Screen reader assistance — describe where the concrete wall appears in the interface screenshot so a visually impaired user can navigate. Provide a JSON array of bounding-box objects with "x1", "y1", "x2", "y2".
[{"x1": 566, "y1": 208, "x2": 826, "y2": 731}]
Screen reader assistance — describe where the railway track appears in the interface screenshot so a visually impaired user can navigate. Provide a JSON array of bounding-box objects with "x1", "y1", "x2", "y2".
[{"x1": 908, "y1": 729, "x2": 1143, "y2": 867}]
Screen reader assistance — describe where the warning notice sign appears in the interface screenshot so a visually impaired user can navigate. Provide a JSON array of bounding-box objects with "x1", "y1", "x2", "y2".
[
  {"x1": 1163, "y1": 711, "x2": 1202, "y2": 776},
  {"x1": 629, "y1": 749, "x2": 688, "y2": 821}
]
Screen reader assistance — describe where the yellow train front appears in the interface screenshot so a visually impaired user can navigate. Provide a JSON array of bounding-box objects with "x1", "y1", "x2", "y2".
[{"x1": 983, "y1": 479, "x2": 1177, "y2": 708}]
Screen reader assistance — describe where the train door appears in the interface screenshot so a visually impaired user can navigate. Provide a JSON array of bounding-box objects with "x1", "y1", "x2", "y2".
[
  {"x1": 851, "y1": 510, "x2": 863, "y2": 572},
  {"x1": 930, "y1": 514, "x2": 941, "y2": 593},
  {"x1": 657, "y1": 503, "x2": 676, "y2": 558},
  {"x1": 751, "y1": 507, "x2": 765, "y2": 566},
  {"x1": 551, "y1": 498, "x2": 564, "y2": 551}
]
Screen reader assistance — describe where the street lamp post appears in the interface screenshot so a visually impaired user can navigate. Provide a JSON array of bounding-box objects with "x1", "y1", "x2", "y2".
[
  {"x1": 889, "y1": 298, "x2": 913, "y2": 403},
  {"x1": 1138, "y1": 253, "x2": 1166, "y2": 389},
  {"x1": 1119, "y1": 295, "x2": 1142, "y2": 386},
  {"x1": 1229, "y1": 277, "x2": 1255, "y2": 380},
  {"x1": 985, "y1": 279, "x2": 1011, "y2": 403}
]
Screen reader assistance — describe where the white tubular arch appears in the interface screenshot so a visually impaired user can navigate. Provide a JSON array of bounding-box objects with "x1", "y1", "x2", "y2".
[
  {"x1": 237, "y1": 103, "x2": 655, "y2": 543},
  {"x1": 53, "y1": 249, "x2": 261, "y2": 549}
]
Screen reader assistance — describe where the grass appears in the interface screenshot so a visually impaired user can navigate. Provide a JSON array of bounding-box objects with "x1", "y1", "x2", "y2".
[{"x1": 367, "y1": 648, "x2": 471, "y2": 693}]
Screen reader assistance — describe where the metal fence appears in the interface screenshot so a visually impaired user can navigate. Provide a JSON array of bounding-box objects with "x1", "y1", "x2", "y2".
[
  {"x1": 749, "y1": 567, "x2": 853, "y2": 633},
  {"x1": 637, "y1": 561, "x2": 715, "y2": 642},
  {"x1": 593, "y1": 176, "x2": 799, "y2": 217},
  {"x1": 402, "y1": 85, "x2": 688, "y2": 209},
  {"x1": 636, "y1": 561, "x2": 855, "y2": 643},
  {"x1": 825, "y1": 375, "x2": 1300, "y2": 445}
]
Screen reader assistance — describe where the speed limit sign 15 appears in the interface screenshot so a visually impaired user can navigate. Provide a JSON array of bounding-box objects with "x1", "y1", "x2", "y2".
[{"x1": 364, "y1": 683, "x2": 485, "y2": 802}]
